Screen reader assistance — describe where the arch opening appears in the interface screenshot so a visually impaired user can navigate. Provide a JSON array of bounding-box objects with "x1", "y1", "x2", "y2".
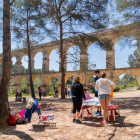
[
  {"x1": 34, "y1": 52, "x2": 43, "y2": 73},
  {"x1": 115, "y1": 73, "x2": 138, "y2": 92},
  {"x1": 114, "y1": 36, "x2": 137, "y2": 68},
  {"x1": 88, "y1": 41, "x2": 106, "y2": 70},
  {"x1": 49, "y1": 77, "x2": 58, "y2": 93},
  {"x1": 21, "y1": 78, "x2": 27, "y2": 95},
  {"x1": 87, "y1": 76, "x2": 95, "y2": 94},
  {"x1": 34, "y1": 77, "x2": 42, "y2": 95},
  {"x1": 66, "y1": 76, "x2": 74, "y2": 86},
  {"x1": 11, "y1": 56, "x2": 16, "y2": 74},
  {"x1": 49, "y1": 49, "x2": 59, "y2": 72},
  {"x1": 66, "y1": 45, "x2": 80, "y2": 71},
  {"x1": 10, "y1": 77, "x2": 14, "y2": 94},
  {"x1": 21, "y1": 54, "x2": 28, "y2": 74}
]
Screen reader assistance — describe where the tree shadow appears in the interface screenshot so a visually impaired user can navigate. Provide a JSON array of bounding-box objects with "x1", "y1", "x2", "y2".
[
  {"x1": 29, "y1": 124, "x2": 57, "y2": 132},
  {"x1": 81, "y1": 115, "x2": 139, "y2": 128},
  {"x1": 108, "y1": 127, "x2": 117, "y2": 140},
  {"x1": 1, "y1": 126, "x2": 34, "y2": 140},
  {"x1": 112, "y1": 97, "x2": 140, "y2": 113}
]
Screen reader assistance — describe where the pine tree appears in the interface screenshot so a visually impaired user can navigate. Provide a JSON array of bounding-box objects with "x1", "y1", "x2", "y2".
[{"x1": 41, "y1": 0, "x2": 110, "y2": 98}]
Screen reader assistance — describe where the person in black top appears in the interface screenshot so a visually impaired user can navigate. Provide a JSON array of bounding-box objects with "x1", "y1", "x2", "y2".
[
  {"x1": 71, "y1": 76, "x2": 86, "y2": 124},
  {"x1": 86, "y1": 70, "x2": 102, "y2": 116},
  {"x1": 55, "y1": 89, "x2": 58, "y2": 98}
]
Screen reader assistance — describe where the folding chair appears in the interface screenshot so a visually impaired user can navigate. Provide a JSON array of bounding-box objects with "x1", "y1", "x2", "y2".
[{"x1": 37, "y1": 111, "x2": 57, "y2": 128}]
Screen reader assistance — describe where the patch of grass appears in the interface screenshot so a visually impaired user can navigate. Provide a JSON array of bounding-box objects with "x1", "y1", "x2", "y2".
[
  {"x1": 114, "y1": 90, "x2": 138, "y2": 93},
  {"x1": 47, "y1": 93, "x2": 53, "y2": 96},
  {"x1": 8, "y1": 93, "x2": 39, "y2": 98}
]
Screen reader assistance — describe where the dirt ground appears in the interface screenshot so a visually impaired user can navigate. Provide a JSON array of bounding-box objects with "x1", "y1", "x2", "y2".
[{"x1": 1, "y1": 91, "x2": 140, "y2": 140}]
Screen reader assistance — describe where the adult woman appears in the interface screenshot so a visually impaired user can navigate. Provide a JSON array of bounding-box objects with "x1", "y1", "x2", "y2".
[
  {"x1": 71, "y1": 76, "x2": 86, "y2": 123},
  {"x1": 95, "y1": 73, "x2": 116, "y2": 125}
]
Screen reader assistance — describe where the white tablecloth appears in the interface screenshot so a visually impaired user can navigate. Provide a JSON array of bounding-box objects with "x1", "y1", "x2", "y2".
[{"x1": 82, "y1": 97, "x2": 100, "y2": 107}]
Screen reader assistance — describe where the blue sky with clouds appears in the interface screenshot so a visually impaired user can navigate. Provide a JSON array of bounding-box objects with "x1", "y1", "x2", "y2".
[{"x1": 0, "y1": 0, "x2": 137, "y2": 80}]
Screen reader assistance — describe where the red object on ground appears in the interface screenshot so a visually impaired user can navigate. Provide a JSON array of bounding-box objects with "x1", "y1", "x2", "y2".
[
  {"x1": 109, "y1": 110, "x2": 114, "y2": 120},
  {"x1": 108, "y1": 105, "x2": 119, "y2": 121},
  {"x1": 8, "y1": 114, "x2": 16, "y2": 125},
  {"x1": 87, "y1": 109, "x2": 92, "y2": 115}
]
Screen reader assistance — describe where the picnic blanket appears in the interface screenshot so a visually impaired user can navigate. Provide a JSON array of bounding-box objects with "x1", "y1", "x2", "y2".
[{"x1": 82, "y1": 97, "x2": 100, "y2": 106}]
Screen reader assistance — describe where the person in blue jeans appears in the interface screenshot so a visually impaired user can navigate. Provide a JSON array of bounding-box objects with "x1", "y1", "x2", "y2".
[{"x1": 86, "y1": 70, "x2": 101, "y2": 116}]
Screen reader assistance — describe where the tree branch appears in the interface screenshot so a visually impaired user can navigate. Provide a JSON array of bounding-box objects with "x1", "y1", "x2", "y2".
[{"x1": 10, "y1": 0, "x2": 16, "y2": 6}]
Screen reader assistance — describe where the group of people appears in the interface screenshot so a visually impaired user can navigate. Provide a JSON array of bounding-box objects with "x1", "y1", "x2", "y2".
[
  {"x1": 15, "y1": 92, "x2": 22, "y2": 98},
  {"x1": 70, "y1": 70, "x2": 116, "y2": 126},
  {"x1": 65, "y1": 86, "x2": 71, "y2": 97}
]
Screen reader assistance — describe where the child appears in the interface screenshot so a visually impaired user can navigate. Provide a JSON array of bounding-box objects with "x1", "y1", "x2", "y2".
[
  {"x1": 79, "y1": 87, "x2": 92, "y2": 119},
  {"x1": 84, "y1": 87, "x2": 91, "y2": 100}
]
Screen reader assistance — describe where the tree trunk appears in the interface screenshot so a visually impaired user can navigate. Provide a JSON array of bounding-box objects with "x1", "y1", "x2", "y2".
[
  {"x1": 26, "y1": 10, "x2": 36, "y2": 99},
  {"x1": 60, "y1": 21, "x2": 65, "y2": 99},
  {"x1": 0, "y1": 0, "x2": 11, "y2": 128}
]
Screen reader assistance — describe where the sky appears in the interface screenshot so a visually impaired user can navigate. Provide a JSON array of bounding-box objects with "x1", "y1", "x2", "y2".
[{"x1": 0, "y1": 0, "x2": 138, "y2": 81}]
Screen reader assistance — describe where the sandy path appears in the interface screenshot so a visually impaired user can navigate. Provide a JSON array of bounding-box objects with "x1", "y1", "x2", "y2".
[{"x1": 0, "y1": 90, "x2": 140, "y2": 140}]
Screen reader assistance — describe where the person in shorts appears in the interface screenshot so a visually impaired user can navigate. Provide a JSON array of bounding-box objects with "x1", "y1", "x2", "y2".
[{"x1": 95, "y1": 72, "x2": 116, "y2": 126}]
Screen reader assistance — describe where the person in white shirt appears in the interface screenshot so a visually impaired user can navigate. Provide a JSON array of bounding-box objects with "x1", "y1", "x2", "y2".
[{"x1": 95, "y1": 72, "x2": 116, "y2": 126}]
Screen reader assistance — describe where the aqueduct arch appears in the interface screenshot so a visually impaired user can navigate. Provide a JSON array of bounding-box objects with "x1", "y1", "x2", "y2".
[{"x1": 1, "y1": 22, "x2": 140, "y2": 96}]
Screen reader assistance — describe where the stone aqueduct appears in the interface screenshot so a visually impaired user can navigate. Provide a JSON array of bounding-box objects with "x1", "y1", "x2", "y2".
[{"x1": 1, "y1": 22, "x2": 140, "y2": 96}]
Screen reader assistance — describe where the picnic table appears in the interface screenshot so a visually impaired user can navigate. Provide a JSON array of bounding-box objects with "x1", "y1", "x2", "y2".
[{"x1": 81, "y1": 98, "x2": 120, "y2": 121}]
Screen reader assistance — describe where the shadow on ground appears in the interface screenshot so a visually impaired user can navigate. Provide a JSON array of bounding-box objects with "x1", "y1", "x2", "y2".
[
  {"x1": 1, "y1": 126, "x2": 34, "y2": 140},
  {"x1": 82, "y1": 114, "x2": 139, "y2": 128},
  {"x1": 29, "y1": 124, "x2": 58, "y2": 132}
]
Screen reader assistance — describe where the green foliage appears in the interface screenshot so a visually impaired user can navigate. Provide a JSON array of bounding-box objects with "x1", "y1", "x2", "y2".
[
  {"x1": 47, "y1": 93, "x2": 53, "y2": 96},
  {"x1": 121, "y1": 73, "x2": 138, "y2": 85},
  {"x1": 115, "y1": 0, "x2": 140, "y2": 23},
  {"x1": 66, "y1": 76, "x2": 74, "y2": 85},
  {"x1": 115, "y1": 73, "x2": 138, "y2": 92},
  {"x1": 49, "y1": 77, "x2": 58, "y2": 93},
  {"x1": 88, "y1": 76, "x2": 95, "y2": 93},
  {"x1": 10, "y1": 78, "x2": 14, "y2": 94},
  {"x1": 34, "y1": 69, "x2": 42, "y2": 73},
  {"x1": 22, "y1": 66, "x2": 28, "y2": 74},
  {"x1": 113, "y1": 85, "x2": 121, "y2": 92},
  {"x1": 34, "y1": 77, "x2": 41, "y2": 94},
  {"x1": 11, "y1": 61, "x2": 28, "y2": 74},
  {"x1": 11, "y1": 0, "x2": 48, "y2": 47},
  {"x1": 127, "y1": 49, "x2": 138, "y2": 67},
  {"x1": 11, "y1": 62, "x2": 16, "y2": 74},
  {"x1": 21, "y1": 78, "x2": 27, "y2": 94}
]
